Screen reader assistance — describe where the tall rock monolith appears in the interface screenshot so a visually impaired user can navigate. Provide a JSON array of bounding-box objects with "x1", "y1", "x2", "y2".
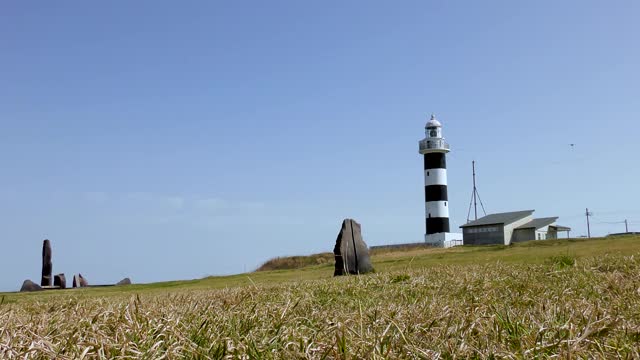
[
  {"x1": 333, "y1": 219, "x2": 374, "y2": 276},
  {"x1": 41, "y1": 239, "x2": 53, "y2": 287}
]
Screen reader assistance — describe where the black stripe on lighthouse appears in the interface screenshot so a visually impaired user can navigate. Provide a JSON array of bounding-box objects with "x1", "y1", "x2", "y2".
[
  {"x1": 426, "y1": 218, "x2": 450, "y2": 234},
  {"x1": 425, "y1": 185, "x2": 448, "y2": 202},
  {"x1": 424, "y1": 153, "x2": 446, "y2": 169}
]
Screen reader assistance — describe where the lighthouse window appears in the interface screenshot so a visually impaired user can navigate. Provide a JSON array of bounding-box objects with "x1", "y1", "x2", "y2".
[
  {"x1": 445, "y1": 202, "x2": 447, "y2": 206},
  {"x1": 428, "y1": 213, "x2": 431, "y2": 218},
  {"x1": 427, "y1": 171, "x2": 429, "y2": 176}
]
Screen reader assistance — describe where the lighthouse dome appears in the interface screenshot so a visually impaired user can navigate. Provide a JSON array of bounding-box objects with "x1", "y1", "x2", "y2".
[{"x1": 425, "y1": 114, "x2": 441, "y2": 128}]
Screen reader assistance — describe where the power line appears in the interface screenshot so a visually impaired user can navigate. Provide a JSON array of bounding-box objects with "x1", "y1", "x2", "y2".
[{"x1": 592, "y1": 217, "x2": 639, "y2": 232}]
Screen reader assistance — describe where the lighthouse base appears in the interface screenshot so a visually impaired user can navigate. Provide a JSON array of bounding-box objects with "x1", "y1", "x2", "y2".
[{"x1": 425, "y1": 232, "x2": 463, "y2": 248}]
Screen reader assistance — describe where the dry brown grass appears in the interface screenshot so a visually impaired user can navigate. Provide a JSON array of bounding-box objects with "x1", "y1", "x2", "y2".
[{"x1": 2, "y1": 253, "x2": 640, "y2": 359}]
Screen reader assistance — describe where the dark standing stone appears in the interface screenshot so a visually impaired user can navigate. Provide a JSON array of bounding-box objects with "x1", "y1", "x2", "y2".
[
  {"x1": 41, "y1": 239, "x2": 53, "y2": 287},
  {"x1": 20, "y1": 279, "x2": 43, "y2": 292},
  {"x1": 116, "y1": 277, "x2": 132, "y2": 285},
  {"x1": 54, "y1": 273, "x2": 66, "y2": 289},
  {"x1": 73, "y1": 273, "x2": 89, "y2": 288},
  {"x1": 79, "y1": 274, "x2": 88, "y2": 287},
  {"x1": 333, "y1": 218, "x2": 374, "y2": 276}
]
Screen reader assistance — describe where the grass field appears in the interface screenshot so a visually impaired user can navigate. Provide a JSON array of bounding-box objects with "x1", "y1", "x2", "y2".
[{"x1": 2, "y1": 236, "x2": 640, "y2": 358}]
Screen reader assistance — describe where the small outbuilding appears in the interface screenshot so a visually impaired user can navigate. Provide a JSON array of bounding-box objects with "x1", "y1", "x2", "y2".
[{"x1": 460, "y1": 210, "x2": 571, "y2": 246}]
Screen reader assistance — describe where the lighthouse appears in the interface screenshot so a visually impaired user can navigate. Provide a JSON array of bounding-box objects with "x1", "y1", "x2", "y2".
[{"x1": 418, "y1": 114, "x2": 462, "y2": 247}]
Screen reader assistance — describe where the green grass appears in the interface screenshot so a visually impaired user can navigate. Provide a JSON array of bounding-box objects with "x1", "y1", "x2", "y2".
[{"x1": 2, "y1": 236, "x2": 640, "y2": 358}]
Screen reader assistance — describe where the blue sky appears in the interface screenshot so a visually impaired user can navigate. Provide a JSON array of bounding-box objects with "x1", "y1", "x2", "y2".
[{"x1": 1, "y1": 1, "x2": 639, "y2": 291}]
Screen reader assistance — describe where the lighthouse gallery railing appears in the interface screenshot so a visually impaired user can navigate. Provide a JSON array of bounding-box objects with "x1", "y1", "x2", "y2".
[{"x1": 419, "y1": 139, "x2": 450, "y2": 152}]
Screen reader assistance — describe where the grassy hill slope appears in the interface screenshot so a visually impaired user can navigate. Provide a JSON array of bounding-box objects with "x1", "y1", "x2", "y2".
[
  {"x1": 4, "y1": 235, "x2": 640, "y2": 298},
  {"x1": 2, "y1": 236, "x2": 639, "y2": 358}
]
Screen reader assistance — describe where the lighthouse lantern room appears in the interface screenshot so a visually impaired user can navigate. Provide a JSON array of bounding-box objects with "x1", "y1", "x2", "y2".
[{"x1": 419, "y1": 114, "x2": 463, "y2": 248}]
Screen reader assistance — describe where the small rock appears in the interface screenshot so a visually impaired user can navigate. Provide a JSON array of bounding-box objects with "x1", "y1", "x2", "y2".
[
  {"x1": 54, "y1": 273, "x2": 66, "y2": 289},
  {"x1": 116, "y1": 277, "x2": 132, "y2": 285},
  {"x1": 20, "y1": 279, "x2": 42, "y2": 292}
]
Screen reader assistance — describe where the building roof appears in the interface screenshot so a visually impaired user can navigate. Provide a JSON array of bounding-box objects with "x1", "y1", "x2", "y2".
[
  {"x1": 460, "y1": 210, "x2": 534, "y2": 228},
  {"x1": 515, "y1": 217, "x2": 558, "y2": 230},
  {"x1": 425, "y1": 114, "x2": 442, "y2": 128},
  {"x1": 550, "y1": 225, "x2": 572, "y2": 231}
]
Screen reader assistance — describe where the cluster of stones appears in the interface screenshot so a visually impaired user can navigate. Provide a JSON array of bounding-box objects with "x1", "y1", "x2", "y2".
[
  {"x1": 20, "y1": 219, "x2": 373, "y2": 292},
  {"x1": 19, "y1": 239, "x2": 131, "y2": 292},
  {"x1": 333, "y1": 219, "x2": 374, "y2": 276}
]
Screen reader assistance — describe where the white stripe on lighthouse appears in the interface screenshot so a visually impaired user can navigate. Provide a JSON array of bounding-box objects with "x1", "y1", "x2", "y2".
[
  {"x1": 424, "y1": 168, "x2": 448, "y2": 186},
  {"x1": 425, "y1": 201, "x2": 449, "y2": 219}
]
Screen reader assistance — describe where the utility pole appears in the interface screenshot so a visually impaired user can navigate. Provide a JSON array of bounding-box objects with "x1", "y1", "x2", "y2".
[
  {"x1": 625, "y1": 219, "x2": 629, "y2": 233},
  {"x1": 585, "y1": 208, "x2": 592, "y2": 238},
  {"x1": 472, "y1": 160, "x2": 478, "y2": 221}
]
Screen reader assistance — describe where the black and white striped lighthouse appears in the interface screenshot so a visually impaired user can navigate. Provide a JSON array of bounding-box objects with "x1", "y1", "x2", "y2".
[{"x1": 419, "y1": 114, "x2": 451, "y2": 241}]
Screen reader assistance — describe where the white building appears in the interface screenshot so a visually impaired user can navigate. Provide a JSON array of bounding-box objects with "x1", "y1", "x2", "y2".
[{"x1": 460, "y1": 210, "x2": 571, "y2": 246}]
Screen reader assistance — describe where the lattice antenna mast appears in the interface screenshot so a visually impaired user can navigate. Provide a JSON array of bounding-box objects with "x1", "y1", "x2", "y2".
[
  {"x1": 467, "y1": 160, "x2": 487, "y2": 223},
  {"x1": 472, "y1": 160, "x2": 478, "y2": 220}
]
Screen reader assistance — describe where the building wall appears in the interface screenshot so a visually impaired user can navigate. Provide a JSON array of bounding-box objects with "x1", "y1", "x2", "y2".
[
  {"x1": 512, "y1": 222, "x2": 558, "y2": 242},
  {"x1": 504, "y1": 215, "x2": 534, "y2": 245},
  {"x1": 541, "y1": 223, "x2": 557, "y2": 239},
  {"x1": 512, "y1": 228, "x2": 535, "y2": 242},
  {"x1": 535, "y1": 226, "x2": 552, "y2": 240},
  {"x1": 462, "y1": 224, "x2": 505, "y2": 245},
  {"x1": 425, "y1": 232, "x2": 463, "y2": 248}
]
